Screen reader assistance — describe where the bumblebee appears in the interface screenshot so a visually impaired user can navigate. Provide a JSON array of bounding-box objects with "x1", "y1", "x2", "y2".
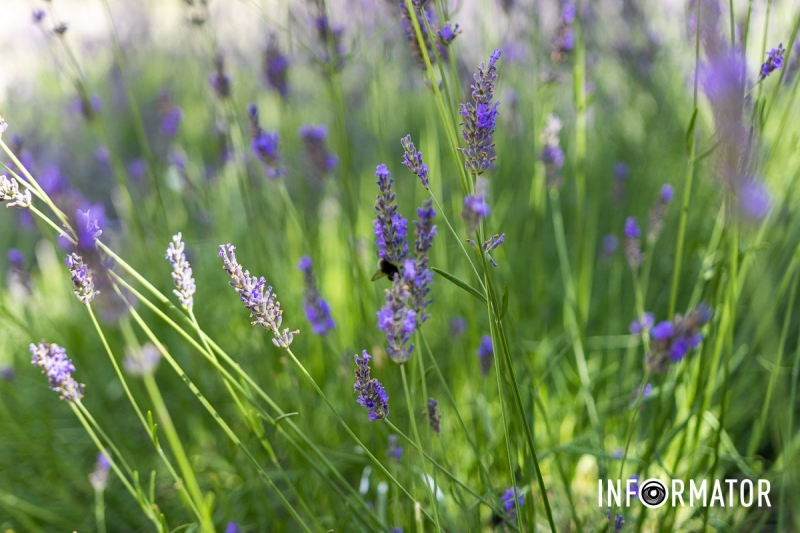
[{"x1": 371, "y1": 257, "x2": 400, "y2": 281}]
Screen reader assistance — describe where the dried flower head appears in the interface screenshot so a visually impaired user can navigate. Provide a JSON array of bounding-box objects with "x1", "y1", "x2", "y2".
[
  {"x1": 165, "y1": 232, "x2": 196, "y2": 311},
  {"x1": 219, "y1": 243, "x2": 298, "y2": 348},
  {"x1": 65, "y1": 253, "x2": 99, "y2": 304},
  {"x1": 0, "y1": 174, "x2": 32, "y2": 208}
]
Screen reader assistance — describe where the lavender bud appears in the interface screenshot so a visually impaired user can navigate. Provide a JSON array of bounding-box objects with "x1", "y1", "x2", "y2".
[{"x1": 165, "y1": 233, "x2": 196, "y2": 311}]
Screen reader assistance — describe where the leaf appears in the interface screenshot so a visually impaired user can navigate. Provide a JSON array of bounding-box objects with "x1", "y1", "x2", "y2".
[
  {"x1": 431, "y1": 267, "x2": 486, "y2": 304},
  {"x1": 685, "y1": 107, "x2": 698, "y2": 153}
]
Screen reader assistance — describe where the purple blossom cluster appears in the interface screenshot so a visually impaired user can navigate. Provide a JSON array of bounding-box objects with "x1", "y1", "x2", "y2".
[
  {"x1": 373, "y1": 164, "x2": 409, "y2": 267},
  {"x1": 623, "y1": 217, "x2": 641, "y2": 269},
  {"x1": 540, "y1": 114, "x2": 565, "y2": 188},
  {"x1": 299, "y1": 125, "x2": 337, "y2": 177},
  {"x1": 551, "y1": 3, "x2": 576, "y2": 61},
  {"x1": 354, "y1": 350, "x2": 389, "y2": 421},
  {"x1": 462, "y1": 177, "x2": 490, "y2": 232},
  {"x1": 264, "y1": 37, "x2": 289, "y2": 98},
  {"x1": 248, "y1": 104, "x2": 284, "y2": 179},
  {"x1": 606, "y1": 510, "x2": 625, "y2": 532},
  {"x1": 377, "y1": 266, "x2": 416, "y2": 363},
  {"x1": 459, "y1": 50, "x2": 501, "y2": 175},
  {"x1": 646, "y1": 304, "x2": 712, "y2": 372},
  {"x1": 65, "y1": 252, "x2": 99, "y2": 304},
  {"x1": 501, "y1": 486, "x2": 524, "y2": 523},
  {"x1": 219, "y1": 243, "x2": 298, "y2": 348},
  {"x1": 30, "y1": 341, "x2": 84, "y2": 402},
  {"x1": 297, "y1": 256, "x2": 335, "y2": 336},
  {"x1": 387, "y1": 434, "x2": 403, "y2": 460},
  {"x1": 477, "y1": 334, "x2": 493, "y2": 377},
  {"x1": 165, "y1": 232, "x2": 196, "y2": 311},
  {"x1": 159, "y1": 104, "x2": 182, "y2": 138},
  {"x1": 399, "y1": 2, "x2": 450, "y2": 70},
  {"x1": 401, "y1": 135, "x2": 429, "y2": 189},
  {"x1": 760, "y1": 44, "x2": 785, "y2": 80},
  {"x1": 76, "y1": 208, "x2": 104, "y2": 252},
  {"x1": 208, "y1": 55, "x2": 231, "y2": 100}
]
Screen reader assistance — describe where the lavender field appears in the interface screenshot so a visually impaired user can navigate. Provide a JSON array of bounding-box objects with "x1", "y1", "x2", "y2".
[{"x1": 1, "y1": 0, "x2": 799, "y2": 531}]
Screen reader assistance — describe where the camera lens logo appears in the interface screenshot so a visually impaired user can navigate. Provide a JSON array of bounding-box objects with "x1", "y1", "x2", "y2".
[{"x1": 639, "y1": 479, "x2": 668, "y2": 508}]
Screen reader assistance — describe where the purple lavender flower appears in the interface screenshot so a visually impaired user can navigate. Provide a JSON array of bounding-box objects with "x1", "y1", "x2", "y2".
[
  {"x1": 623, "y1": 217, "x2": 641, "y2": 268},
  {"x1": 30, "y1": 341, "x2": 84, "y2": 402},
  {"x1": 89, "y1": 451, "x2": 111, "y2": 491},
  {"x1": 462, "y1": 177, "x2": 490, "y2": 232},
  {"x1": 299, "y1": 125, "x2": 337, "y2": 177},
  {"x1": 225, "y1": 523, "x2": 240, "y2": 533},
  {"x1": 450, "y1": 316, "x2": 466, "y2": 336},
  {"x1": 459, "y1": 50, "x2": 501, "y2": 175},
  {"x1": 629, "y1": 474, "x2": 640, "y2": 499},
  {"x1": 72, "y1": 94, "x2": 101, "y2": 122},
  {"x1": 647, "y1": 184, "x2": 674, "y2": 242},
  {"x1": 264, "y1": 37, "x2": 289, "y2": 98},
  {"x1": 482, "y1": 233, "x2": 505, "y2": 267},
  {"x1": 740, "y1": 179, "x2": 771, "y2": 220},
  {"x1": 1, "y1": 174, "x2": 32, "y2": 208},
  {"x1": 541, "y1": 115, "x2": 565, "y2": 187},
  {"x1": 401, "y1": 135, "x2": 429, "y2": 189},
  {"x1": 552, "y1": 3, "x2": 576, "y2": 61},
  {"x1": 219, "y1": 243, "x2": 298, "y2": 348},
  {"x1": 760, "y1": 44, "x2": 785, "y2": 79},
  {"x1": 646, "y1": 304, "x2": 712, "y2": 372},
  {"x1": 76, "y1": 207, "x2": 104, "y2": 252},
  {"x1": 437, "y1": 23, "x2": 461, "y2": 46},
  {"x1": 373, "y1": 164, "x2": 409, "y2": 267},
  {"x1": 298, "y1": 256, "x2": 335, "y2": 335},
  {"x1": 629, "y1": 313, "x2": 654, "y2": 335},
  {"x1": 0, "y1": 366, "x2": 14, "y2": 381},
  {"x1": 602, "y1": 234, "x2": 619, "y2": 258},
  {"x1": 354, "y1": 350, "x2": 389, "y2": 421},
  {"x1": 426, "y1": 397, "x2": 441, "y2": 435},
  {"x1": 387, "y1": 434, "x2": 403, "y2": 460},
  {"x1": 33, "y1": 10, "x2": 45, "y2": 23},
  {"x1": 408, "y1": 200, "x2": 436, "y2": 324},
  {"x1": 160, "y1": 105, "x2": 183, "y2": 138},
  {"x1": 399, "y1": 2, "x2": 440, "y2": 70},
  {"x1": 209, "y1": 55, "x2": 231, "y2": 100},
  {"x1": 7, "y1": 248, "x2": 23, "y2": 267},
  {"x1": 65, "y1": 253, "x2": 99, "y2": 304},
  {"x1": 606, "y1": 510, "x2": 625, "y2": 532},
  {"x1": 501, "y1": 486, "x2": 524, "y2": 523},
  {"x1": 165, "y1": 232, "x2": 196, "y2": 311},
  {"x1": 377, "y1": 264, "x2": 417, "y2": 363},
  {"x1": 314, "y1": 15, "x2": 346, "y2": 70},
  {"x1": 477, "y1": 334, "x2": 493, "y2": 376},
  {"x1": 39, "y1": 165, "x2": 66, "y2": 196},
  {"x1": 248, "y1": 104, "x2": 284, "y2": 178}
]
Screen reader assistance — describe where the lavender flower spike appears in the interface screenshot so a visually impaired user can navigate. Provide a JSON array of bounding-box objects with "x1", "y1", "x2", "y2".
[
  {"x1": 248, "y1": 104, "x2": 284, "y2": 179},
  {"x1": 354, "y1": 350, "x2": 389, "y2": 421},
  {"x1": 219, "y1": 243, "x2": 298, "y2": 348},
  {"x1": 426, "y1": 398, "x2": 441, "y2": 435},
  {"x1": 373, "y1": 164, "x2": 408, "y2": 267},
  {"x1": 501, "y1": 486, "x2": 524, "y2": 523},
  {"x1": 409, "y1": 200, "x2": 436, "y2": 324},
  {"x1": 760, "y1": 44, "x2": 785, "y2": 79},
  {"x1": 66, "y1": 253, "x2": 99, "y2": 304},
  {"x1": 377, "y1": 264, "x2": 417, "y2": 363},
  {"x1": 477, "y1": 334, "x2": 493, "y2": 377},
  {"x1": 624, "y1": 216, "x2": 642, "y2": 268},
  {"x1": 298, "y1": 256, "x2": 335, "y2": 335},
  {"x1": 165, "y1": 232, "x2": 196, "y2": 311},
  {"x1": 459, "y1": 50, "x2": 501, "y2": 175},
  {"x1": 30, "y1": 341, "x2": 84, "y2": 402},
  {"x1": 1, "y1": 174, "x2": 32, "y2": 208},
  {"x1": 401, "y1": 135, "x2": 429, "y2": 189}
]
